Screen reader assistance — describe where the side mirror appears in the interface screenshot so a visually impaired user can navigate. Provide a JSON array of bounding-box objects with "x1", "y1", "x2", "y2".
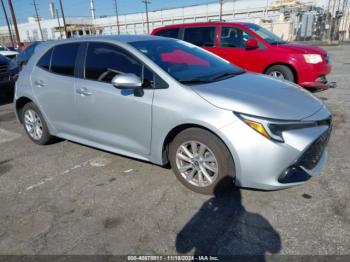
[
  {"x1": 245, "y1": 38, "x2": 259, "y2": 50},
  {"x1": 111, "y1": 73, "x2": 144, "y2": 97},
  {"x1": 112, "y1": 73, "x2": 142, "y2": 89}
]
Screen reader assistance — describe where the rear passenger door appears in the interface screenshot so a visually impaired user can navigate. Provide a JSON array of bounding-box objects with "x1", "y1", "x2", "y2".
[
  {"x1": 182, "y1": 26, "x2": 217, "y2": 54},
  {"x1": 74, "y1": 42, "x2": 154, "y2": 156},
  {"x1": 31, "y1": 43, "x2": 80, "y2": 135}
]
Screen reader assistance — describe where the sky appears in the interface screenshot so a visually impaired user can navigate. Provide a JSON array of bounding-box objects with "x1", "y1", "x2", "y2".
[{"x1": 0, "y1": 0, "x2": 216, "y2": 26}]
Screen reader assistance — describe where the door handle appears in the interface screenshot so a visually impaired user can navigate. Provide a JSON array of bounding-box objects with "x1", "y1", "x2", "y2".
[
  {"x1": 34, "y1": 80, "x2": 46, "y2": 87},
  {"x1": 76, "y1": 87, "x2": 92, "y2": 96}
]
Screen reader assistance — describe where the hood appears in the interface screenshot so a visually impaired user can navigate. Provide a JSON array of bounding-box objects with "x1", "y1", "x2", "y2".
[
  {"x1": 275, "y1": 42, "x2": 327, "y2": 55},
  {"x1": 0, "y1": 50, "x2": 18, "y2": 57},
  {"x1": 191, "y1": 73, "x2": 323, "y2": 120}
]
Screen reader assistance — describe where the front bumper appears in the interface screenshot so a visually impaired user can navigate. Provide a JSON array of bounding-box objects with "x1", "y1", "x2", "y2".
[
  {"x1": 218, "y1": 109, "x2": 332, "y2": 190},
  {"x1": 297, "y1": 59, "x2": 333, "y2": 90},
  {"x1": 302, "y1": 75, "x2": 336, "y2": 91}
]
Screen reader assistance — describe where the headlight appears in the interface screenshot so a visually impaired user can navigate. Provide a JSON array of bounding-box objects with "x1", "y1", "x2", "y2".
[
  {"x1": 304, "y1": 54, "x2": 323, "y2": 64},
  {"x1": 235, "y1": 113, "x2": 320, "y2": 142}
]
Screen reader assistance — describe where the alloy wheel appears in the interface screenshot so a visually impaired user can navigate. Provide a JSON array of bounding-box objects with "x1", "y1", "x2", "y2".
[
  {"x1": 24, "y1": 109, "x2": 43, "y2": 140},
  {"x1": 269, "y1": 71, "x2": 285, "y2": 79},
  {"x1": 175, "y1": 141, "x2": 219, "y2": 187}
]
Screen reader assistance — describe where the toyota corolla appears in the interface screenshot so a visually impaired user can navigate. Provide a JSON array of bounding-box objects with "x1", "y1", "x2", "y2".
[{"x1": 14, "y1": 35, "x2": 332, "y2": 194}]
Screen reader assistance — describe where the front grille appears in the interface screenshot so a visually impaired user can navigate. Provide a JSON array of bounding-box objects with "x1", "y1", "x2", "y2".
[
  {"x1": 298, "y1": 127, "x2": 332, "y2": 170},
  {"x1": 0, "y1": 63, "x2": 8, "y2": 74}
]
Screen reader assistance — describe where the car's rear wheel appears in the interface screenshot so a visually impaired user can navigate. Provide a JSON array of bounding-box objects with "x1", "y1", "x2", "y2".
[
  {"x1": 169, "y1": 128, "x2": 235, "y2": 195},
  {"x1": 266, "y1": 65, "x2": 295, "y2": 82},
  {"x1": 21, "y1": 102, "x2": 54, "y2": 145}
]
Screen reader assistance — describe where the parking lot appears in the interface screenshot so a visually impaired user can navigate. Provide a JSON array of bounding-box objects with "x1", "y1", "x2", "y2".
[{"x1": 0, "y1": 44, "x2": 349, "y2": 256}]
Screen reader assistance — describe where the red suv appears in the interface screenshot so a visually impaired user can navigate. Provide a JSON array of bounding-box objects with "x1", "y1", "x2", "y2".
[{"x1": 151, "y1": 22, "x2": 332, "y2": 90}]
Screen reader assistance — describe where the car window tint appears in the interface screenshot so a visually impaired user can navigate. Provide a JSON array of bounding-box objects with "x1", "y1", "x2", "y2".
[
  {"x1": 160, "y1": 49, "x2": 209, "y2": 66},
  {"x1": 183, "y1": 27, "x2": 216, "y2": 47},
  {"x1": 37, "y1": 48, "x2": 53, "y2": 70},
  {"x1": 85, "y1": 42, "x2": 142, "y2": 83},
  {"x1": 220, "y1": 27, "x2": 253, "y2": 48},
  {"x1": 50, "y1": 43, "x2": 79, "y2": 76},
  {"x1": 155, "y1": 28, "x2": 179, "y2": 39}
]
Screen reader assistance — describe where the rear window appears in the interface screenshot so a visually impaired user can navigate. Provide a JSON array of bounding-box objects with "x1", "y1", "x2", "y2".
[
  {"x1": 154, "y1": 28, "x2": 179, "y2": 39},
  {"x1": 37, "y1": 48, "x2": 53, "y2": 70},
  {"x1": 183, "y1": 27, "x2": 216, "y2": 47},
  {"x1": 50, "y1": 43, "x2": 80, "y2": 76}
]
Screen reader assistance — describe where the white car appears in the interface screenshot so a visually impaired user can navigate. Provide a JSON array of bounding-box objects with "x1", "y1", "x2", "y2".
[{"x1": 0, "y1": 45, "x2": 19, "y2": 60}]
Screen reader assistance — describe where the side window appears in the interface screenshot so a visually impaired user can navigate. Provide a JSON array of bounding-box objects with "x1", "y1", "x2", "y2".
[
  {"x1": 183, "y1": 27, "x2": 216, "y2": 47},
  {"x1": 50, "y1": 43, "x2": 80, "y2": 76},
  {"x1": 155, "y1": 28, "x2": 180, "y2": 39},
  {"x1": 85, "y1": 42, "x2": 143, "y2": 83},
  {"x1": 220, "y1": 27, "x2": 253, "y2": 48},
  {"x1": 36, "y1": 48, "x2": 53, "y2": 70}
]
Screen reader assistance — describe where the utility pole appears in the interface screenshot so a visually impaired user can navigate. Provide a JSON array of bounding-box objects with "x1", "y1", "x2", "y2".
[
  {"x1": 0, "y1": 0, "x2": 14, "y2": 47},
  {"x1": 56, "y1": 8, "x2": 62, "y2": 39},
  {"x1": 7, "y1": 0, "x2": 20, "y2": 46},
  {"x1": 219, "y1": 0, "x2": 223, "y2": 21},
  {"x1": 32, "y1": 0, "x2": 44, "y2": 40},
  {"x1": 58, "y1": 0, "x2": 68, "y2": 38},
  {"x1": 114, "y1": 0, "x2": 120, "y2": 34},
  {"x1": 142, "y1": 0, "x2": 151, "y2": 34}
]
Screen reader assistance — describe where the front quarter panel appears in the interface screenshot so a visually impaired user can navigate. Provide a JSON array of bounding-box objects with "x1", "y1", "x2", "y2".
[{"x1": 150, "y1": 83, "x2": 238, "y2": 166}]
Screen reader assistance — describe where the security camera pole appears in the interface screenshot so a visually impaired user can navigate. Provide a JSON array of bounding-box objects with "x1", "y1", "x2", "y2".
[
  {"x1": 142, "y1": 0, "x2": 151, "y2": 34},
  {"x1": 0, "y1": 0, "x2": 14, "y2": 47},
  {"x1": 7, "y1": 0, "x2": 21, "y2": 46}
]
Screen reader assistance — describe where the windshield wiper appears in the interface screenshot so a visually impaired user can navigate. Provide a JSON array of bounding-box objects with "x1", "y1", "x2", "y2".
[
  {"x1": 179, "y1": 78, "x2": 212, "y2": 85},
  {"x1": 211, "y1": 70, "x2": 245, "y2": 81}
]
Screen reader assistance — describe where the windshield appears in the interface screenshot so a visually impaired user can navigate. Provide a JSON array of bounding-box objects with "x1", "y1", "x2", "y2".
[
  {"x1": 130, "y1": 39, "x2": 244, "y2": 84},
  {"x1": 245, "y1": 23, "x2": 287, "y2": 45}
]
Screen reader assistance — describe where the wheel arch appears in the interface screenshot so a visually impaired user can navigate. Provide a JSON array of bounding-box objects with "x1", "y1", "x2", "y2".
[
  {"x1": 264, "y1": 62, "x2": 298, "y2": 83},
  {"x1": 15, "y1": 96, "x2": 33, "y2": 123},
  {"x1": 161, "y1": 124, "x2": 236, "y2": 175}
]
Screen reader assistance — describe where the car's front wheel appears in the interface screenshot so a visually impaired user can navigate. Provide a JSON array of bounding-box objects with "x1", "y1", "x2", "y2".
[
  {"x1": 21, "y1": 102, "x2": 55, "y2": 145},
  {"x1": 169, "y1": 128, "x2": 235, "y2": 195},
  {"x1": 266, "y1": 65, "x2": 295, "y2": 82}
]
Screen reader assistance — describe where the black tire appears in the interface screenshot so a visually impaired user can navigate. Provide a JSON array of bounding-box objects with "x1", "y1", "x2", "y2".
[
  {"x1": 21, "y1": 102, "x2": 55, "y2": 145},
  {"x1": 265, "y1": 65, "x2": 295, "y2": 82},
  {"x1": 169, "y1": 128, "x2": 235, "y2": 195}
]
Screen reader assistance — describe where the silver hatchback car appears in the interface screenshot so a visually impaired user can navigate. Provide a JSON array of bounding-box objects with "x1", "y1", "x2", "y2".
[{"x1": 15, "y1": 35, "x2": 332, "y2": 194}]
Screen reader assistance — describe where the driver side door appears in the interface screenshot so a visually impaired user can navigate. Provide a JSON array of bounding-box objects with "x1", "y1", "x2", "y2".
[
  {"x1": 215, "y1": 26, "x2": 265, "y2": 72},
  {"x1": 74, "y1": 42, "x2": 154, "y2": 156}
]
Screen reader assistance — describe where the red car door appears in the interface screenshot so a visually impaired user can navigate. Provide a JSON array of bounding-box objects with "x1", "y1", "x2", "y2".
[{"x1": 213, "y1": 25, "x2": 266, "y2": 73}]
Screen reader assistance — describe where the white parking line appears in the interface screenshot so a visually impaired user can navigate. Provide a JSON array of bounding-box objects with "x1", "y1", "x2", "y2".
[{"x1": 0, "y1": 128, "x2": 21, "y2": 144}]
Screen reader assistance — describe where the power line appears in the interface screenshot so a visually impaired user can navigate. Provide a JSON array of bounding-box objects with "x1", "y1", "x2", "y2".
[
  {"x1": 32, "y1": 0, "x2": 44, "y2": 40},
  {"x1": 142, "y1": 0, "x2": 151, "y2": 34}
]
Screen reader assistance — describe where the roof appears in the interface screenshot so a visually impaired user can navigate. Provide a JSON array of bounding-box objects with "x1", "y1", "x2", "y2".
[
  {"x1": 48, "y1": 34, "x2": 159, "y2": 44},
  {"x1": 151, "y1": 21, "x2": 256, "y2": 32}
]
